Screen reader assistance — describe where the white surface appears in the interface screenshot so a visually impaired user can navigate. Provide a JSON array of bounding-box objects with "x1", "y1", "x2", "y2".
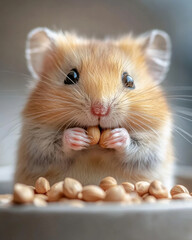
[
  {"x1": 0, "y1": 165, "x2": 14, "y2": 182},
  {"x1": 1, "y1": 202, "x2": 192, "y2": 240}
]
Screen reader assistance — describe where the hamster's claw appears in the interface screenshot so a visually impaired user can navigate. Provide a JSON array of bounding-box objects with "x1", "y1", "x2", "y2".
[
  {"x1": 62, "y1": 128, "x2": 90, "y2": 152},
  {"x1": 105, "y1": 128, "x2": 131, "y2": 151}
]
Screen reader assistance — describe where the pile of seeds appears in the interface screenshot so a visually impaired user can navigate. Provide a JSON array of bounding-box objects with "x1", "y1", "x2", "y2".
[{"x1": 0, "y1": 176, "x2": 192, "y2": 207}]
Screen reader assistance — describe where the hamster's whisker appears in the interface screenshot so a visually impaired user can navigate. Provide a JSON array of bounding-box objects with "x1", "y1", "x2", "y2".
[
  {"x1": 39, "y1": 69, "x2": 85, "y2": 100},
  {"x1": 126, "y1": 115, "x2": 150, "y2": 134},
  {"x1": 39, "y1": 77, "x2": 84, "y2": 100},
  {"x1": 127, "y1": 111, "x2": 155, "y2": 123},
  {"x1": 126, "y1": 109, "x2": 192, "y2": 145},
  {"x1": 24, "y1": 109, "x2": 77, "y2": 120},
  {"x1": 30, "y1": 96, "x2": 82, "y2": 108},
  {"x1": 38, "y1": 73, "x2": 56, "y2": 83},
  {"x1": 174, "y1": 106, "x2": 192, "y2": 116},
  {"x1": 127, "y1": 115, "x2": 160, "y2": 138},
  {"x1": 173, "y1": 126, "x2": 192, "y2": 145},
  {"x1": 173, "y1": 113, "x2": 192, "y2": 122},
  {"x1": 164, "y1": 86, "x2": 192, "y2": 91}
]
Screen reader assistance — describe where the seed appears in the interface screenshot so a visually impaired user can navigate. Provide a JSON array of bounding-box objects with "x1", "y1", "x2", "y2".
[
  {"x1": 35, "y1": 194, "x2": 48, "y2": 201},
  {"x1": 129, "y1": 192, "x2": 142, "y2": 204},
  {"x1": 87, "y1": 126, "x2": 101, "y2": 145},
  {"x1": 99, "y1": 176, "x2": 117, "y2": 191},
  {"x1": 105, "y1": 185, "x2": 126, "y2": 202},
  {"x1": 170, "y1": 185, "x2": 189, "y2": 196},
  {"x1": 33, "y1": 197, "x2": 47, "y2": 207},
  {"x1": 13, "y1": 183, "x2": 34, "y2": 203},
  {"x1": 149, "y1": 180, "x2": 168, "y2": 199},
  {"x1": 123, "y1": 194, "x2": 132, "y2": 203},
  {"x1": 63, "y1": 178, "x2": 82, "y2": 199},
  {"x1": 144, "y1": 195, "x2": 156, "y2": 203},
  {"x1": 59, "y1": 199, "x2": 84, "y2": 208},
  {"x1": 35, "y1": 177, "x2": 50, "y2": 194},
  {"x1": 77, "y1": 192, "x2": 83, "y2": 199},
  {"x1": 172, "y1": 193, "x2": 192, "y2": 200},
  {"x1": 135, "y1": 181, "x2": 150, "y2": 196},
  {"x1": 47, "y1": 181, "x2": 64, "y2": 202},
  {"x1": 122, "y1": 182, "x2": 135, "y2": 193},
  {"x1": 99, "y1": 129, "x2": 111, "y2": 148},
  {"x1": 82, "y1": 185, "x2": 105, "y2": 201},
  {"x1": 0, "y1": 194, "x2": 13, "y2": 205}
]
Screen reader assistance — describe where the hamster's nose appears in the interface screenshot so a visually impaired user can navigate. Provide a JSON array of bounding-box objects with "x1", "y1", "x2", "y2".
[{"x1": 91, "y1": 102, "x2": 110, "y2": 117}]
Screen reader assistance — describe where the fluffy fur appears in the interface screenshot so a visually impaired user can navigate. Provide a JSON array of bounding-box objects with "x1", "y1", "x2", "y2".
[{"x1": 14, "y1": 28, "x2": 173, "y2": 187}]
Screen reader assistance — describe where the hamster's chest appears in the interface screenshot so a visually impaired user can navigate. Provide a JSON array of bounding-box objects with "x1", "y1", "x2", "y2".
[{"x1": 65, "y1": 148, "x2": 128, "y2": 185}]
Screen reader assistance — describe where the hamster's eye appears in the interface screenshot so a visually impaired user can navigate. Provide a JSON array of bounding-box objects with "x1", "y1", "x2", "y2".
[
  {"x1": 64, "y1": 69, "x2": 79, "y2": 85},
  {"x1": 122, "y1": 72, "x2": 135, "y2": 89}
]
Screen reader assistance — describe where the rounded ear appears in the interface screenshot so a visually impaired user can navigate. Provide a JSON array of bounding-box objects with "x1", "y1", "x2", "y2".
[
  {"x1": 26, "y1": 27, "x2": 56, "y2": 79},
  {"x1": 140, "y1": 30, "x2": 171, "y2": 84}
]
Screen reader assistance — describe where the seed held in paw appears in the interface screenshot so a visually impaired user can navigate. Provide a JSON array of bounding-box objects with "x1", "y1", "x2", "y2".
[
  {"x1": 87, "y1": 126, "x2": 101, "y2": 145},
  {"x1": 99, "y1": 129, "x2": 111, "y2": 148}
]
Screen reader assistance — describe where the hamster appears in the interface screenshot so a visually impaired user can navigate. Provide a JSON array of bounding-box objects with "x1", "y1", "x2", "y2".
[{"x1": 14, "y1": 27, "x2": 173, "y2": 188}]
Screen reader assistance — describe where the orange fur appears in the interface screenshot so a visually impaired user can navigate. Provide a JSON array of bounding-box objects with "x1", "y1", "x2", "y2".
[
  {"x1": 24, "y1": 33, "x2": 170, "y2": 132},
  {"x1": 15, "y1": 29, "x2": 173, "y2": 187}
]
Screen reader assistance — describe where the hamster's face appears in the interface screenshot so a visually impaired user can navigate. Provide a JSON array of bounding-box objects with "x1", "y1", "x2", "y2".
[{"x1": 24, "y1": 29, "x2": 171, "y2": 135}]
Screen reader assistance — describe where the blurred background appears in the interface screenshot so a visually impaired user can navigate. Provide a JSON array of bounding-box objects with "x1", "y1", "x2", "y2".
[{"x1": 0, "y1": 0, "x2": 192, "y2": 190}]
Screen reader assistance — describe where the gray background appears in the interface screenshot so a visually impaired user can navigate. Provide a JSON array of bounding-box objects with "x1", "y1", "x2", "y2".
[{"x1": 0, "y1": 0, "x2": 192, "y2": 173}]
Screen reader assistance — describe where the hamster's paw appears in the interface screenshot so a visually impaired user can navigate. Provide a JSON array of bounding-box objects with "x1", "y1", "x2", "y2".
[
  {"x1": 62, "y1": 128, "x2": 90, "y2": 152},
  {"x1": 105, "y1": 128, "x2": 131, "y2": 151}
]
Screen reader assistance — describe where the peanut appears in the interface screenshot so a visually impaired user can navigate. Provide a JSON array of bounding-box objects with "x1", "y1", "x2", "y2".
[
  {"x1": 149, "y1": 180, "x2": 168, "y2": 199},
  {"x1": 105, "y1": 185, "x2": 126, "y2": 202},
  {"x1": 122, "y1": 182, "x2": 135, "y2": 193},
  {"x1": 77, "y1": 192, "x2": 83, "y2": 199},
  {"x1": 144, "y1": 195, "x2": 156, "y2": 203},
  {"x1": 99, "y1": 176, "x2": 117, "y2": 191},
  {"x1": 142, "y1": 193, "x2": 150, "y2": 199},
  {"x1": 4, "y1": 175, "x2": 192, "y2": 206},
  {"x1": 35, "y1": 194, "x2": 48, "y2": 201},
  {"x1": 129, "y1": 192, "x2": 142, "y2": 204},
  {"x1": 99, "y1": 129, "x2": 111, "y2": 148},
  {"x1": 123, "y1": 194, "x2": 132, "y2": 203},
  {"x1": 47, "y1": 181, "x2": 64, "y2": 202},
  {"x1": 135, "y1": 181, "x2": 150, "y2": 196},
  {"x1": 87, "y1": 126, "x2": 101, "y2": 145},
  {"x1": 13, "y1": 183, "x2": 34, "y2": 204},
  {"x1": 172, "y1": 193, "x2": 192, "y2": 200},
  {"x1": 35, "y1": 177, "x2": 50, "y2": 194},
  {"x1": 59, "y1": 199, "x2": 84, "y2": 208},
  {"x1": 63, "y1": 177, "x2": 82, "y2": 199},
  {"x1": 33, "y1": 197, "x2": 47, "y2": 207},
  {"x1": 170, "y1": 185, "x2": 189, "y2": 196},
  {"x1": 0, "y1": 194, "x2": 13, "y2": 205},
  {"x1": 82, "y1": 185, "x2": 105, "y2": 201}
]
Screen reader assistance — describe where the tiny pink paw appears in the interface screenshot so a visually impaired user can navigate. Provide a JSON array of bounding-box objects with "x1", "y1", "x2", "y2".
[
  {"x1": 105, "y1": 128, "x2": 131, "y2": 151},
  {"x1": 62, "y1": 128, "x2": 90, "y2": 152}
]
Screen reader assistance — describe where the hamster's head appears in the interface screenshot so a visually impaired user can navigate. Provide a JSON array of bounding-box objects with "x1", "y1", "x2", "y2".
[{"x1": 24, "y1": 27, "x2": 171, "y2": 135}]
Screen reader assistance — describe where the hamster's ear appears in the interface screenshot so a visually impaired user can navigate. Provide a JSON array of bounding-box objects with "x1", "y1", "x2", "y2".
[
  {"x1": 139, "y1": 30, "x2": 171, "y2": 83},
  {"x1": 26, "y1": 27, "x2": 56, "y2": 79}
]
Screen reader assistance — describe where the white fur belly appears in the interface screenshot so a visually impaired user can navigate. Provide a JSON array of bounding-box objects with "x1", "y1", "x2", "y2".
[{"x1": 64, "y1": 149, "x2": 129, "y2": 185}]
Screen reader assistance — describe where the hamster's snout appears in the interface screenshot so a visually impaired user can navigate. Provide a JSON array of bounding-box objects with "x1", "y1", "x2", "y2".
[{"x1": 91, "y1": 102, "x2": 110, "y2": 117}]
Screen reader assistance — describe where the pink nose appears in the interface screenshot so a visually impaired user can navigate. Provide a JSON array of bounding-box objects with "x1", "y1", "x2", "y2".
[{"x1": 91, "y1": 102, "x2": 110, "y2": 117}]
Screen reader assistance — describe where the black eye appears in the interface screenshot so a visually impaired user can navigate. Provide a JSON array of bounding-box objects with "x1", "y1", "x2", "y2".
[
  {"x1": 64, "y1": 69, "x2": 79, "y2": 85},
  {"x1": 122, "y1": 72, "x2": 135, "y2": 89}
]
